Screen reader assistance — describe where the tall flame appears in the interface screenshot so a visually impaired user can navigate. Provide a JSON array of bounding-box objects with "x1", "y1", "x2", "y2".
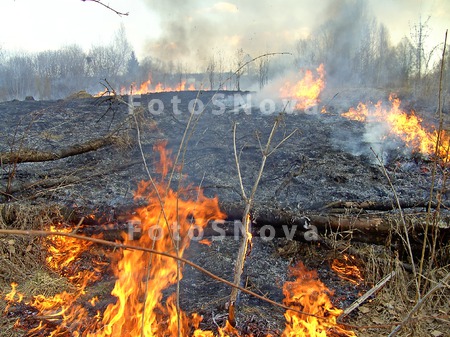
[
  {"x1": 341, "y1": 94, "x2": 450, "y2": 161},
  {"x1": 4, "y1": 142, "x2": 357, "y2": 336},
  {"x1": 279, "y1": 64, "x2": 326, "y2": 110},
  {"x1": 87, "y1": 141, "x2": 227, "y2": 336}
]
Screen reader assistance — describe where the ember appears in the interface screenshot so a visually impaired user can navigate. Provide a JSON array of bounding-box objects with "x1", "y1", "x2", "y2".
[{"x1": 331, "y1": 255, "x2": 364, "y2": 286}]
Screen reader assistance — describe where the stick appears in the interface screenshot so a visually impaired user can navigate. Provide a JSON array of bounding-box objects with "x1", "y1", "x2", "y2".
[
  {"x1": 339, "y1": 271, "x2": 396, "y2": 319},
  {"x1": 0, "y1": 228, "x2": 332, "y2": 322},
  {"x1": 388, "y1": 272, "x2": 450, "y2": 337}
]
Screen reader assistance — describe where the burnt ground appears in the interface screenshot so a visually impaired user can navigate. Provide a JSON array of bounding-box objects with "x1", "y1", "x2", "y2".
[
  {"x1": 0, "y1": 89, "x2": 446, "y2": 212},
  {"x1": 1, "y1": 89, "x2": 449, "y2": 336}
]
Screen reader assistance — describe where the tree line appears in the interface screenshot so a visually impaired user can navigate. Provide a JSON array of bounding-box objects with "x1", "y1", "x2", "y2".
[{"x1": 0, "y1": 8, "x2": 448, "y2": 103}]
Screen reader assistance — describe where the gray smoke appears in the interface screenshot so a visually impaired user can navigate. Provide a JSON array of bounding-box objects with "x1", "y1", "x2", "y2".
[{"x1": 142, "y1": 0, "x2": 329, "y2": 71}]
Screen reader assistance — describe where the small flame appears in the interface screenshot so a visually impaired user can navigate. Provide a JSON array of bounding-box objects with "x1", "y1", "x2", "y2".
[
  {"x1": 279, "y1": 64, "x2": 326, "y2": 110},
  {"x1": 282, "y1": 262, "x2": 356, "y2": 337},
  {"x1": 5, "y1": 283, "x2": 23, "y2": 304},
  {"x1": 341, "y1": 94, "x2": 450, "y2": 161},
  {"x1": 94, "y1": 76, "x2": 198, "y2": 97},
  {"x1": 331, "y1": 254, "x2": 364, "y2": 285},
  {"x1": 198, "y1": 238, "x2": 213, "y2": 246}
]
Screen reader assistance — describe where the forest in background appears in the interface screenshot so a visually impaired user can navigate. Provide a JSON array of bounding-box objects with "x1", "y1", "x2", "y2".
[{"x1": 0, "y1": 2, "x2": 448, "y2": 104}]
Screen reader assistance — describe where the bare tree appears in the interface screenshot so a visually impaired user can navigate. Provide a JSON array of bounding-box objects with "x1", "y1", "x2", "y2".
[
  {"x1": 410, "y1": 16, "x2": 431, "y2": 82},
  {"x1": 394, "y1": 37, "x2": 415, "y2": 86},
  {"x1": 217, "y1": 51, "x2": 225, "y2": 89},
  {"x1": 206, "y1": 56, "x2": 215, "y2": 90},
  {"x1": 235, "y1": 48, "x2": 244, "y2": 91},
  {"x1": 258, "y1": 56, "x2": 269, "y2": 90},
  {"x1": 176, "y1": 61, "x2": 185, "y2": 86},
  {"x1": 3, "y1": 53, "x2": 35, "y2": 99},
  {"x1": 113, "y1": 24, "x2": 132, "y2": 76}
]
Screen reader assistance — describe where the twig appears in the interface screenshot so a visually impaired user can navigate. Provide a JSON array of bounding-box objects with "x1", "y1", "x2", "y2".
[
  {"x1": 228, "y1": 108, "x2": 295, "y2": 325},
  {"x1": 229, "y1": 52, "x2": 292, "y2": 88},
  {"x1": 419, "y1": 29, "x2": 448, "y2": 294},
  {"x1": 81, "y1": 0, "x2": 129, "y2": 16},
  {"x1": 370, "y1": 147, "x2": 420, "y2": 297},
  {"x1": 71, "y1": 217, "x2": 84, "y2": 233},
  {"x1": 0, "y1": 228, "x2": 332, "y2": 322},
  {"x1": 388, "y1": 272, "x2": 450, "y2": 336},
  {"x1": 233, "y1": 123, "x2": 247, "y2": 200},
  {"x1": 339, "y1": 271, "x2": 396, "y2": 319}
]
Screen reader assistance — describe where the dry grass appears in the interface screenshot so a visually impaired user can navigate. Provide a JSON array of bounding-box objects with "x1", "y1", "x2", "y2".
[
  {"x1": 0, "y1": 202, "x2": 73, "y2": 337},
  {"x1": 339, "y1": 226, "x2": 450, "y2": 337}
]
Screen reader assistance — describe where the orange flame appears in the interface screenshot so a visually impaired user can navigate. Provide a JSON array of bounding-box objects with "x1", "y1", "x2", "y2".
[
  {"x1": 86, "y1": 141, "x2": 226, "y2": 336},
  {"x1": 279, "y1": 64, "x2": 326, "y2": 110},
  {"x1": 19, "y1": 225, "x2": 106, "y2": 334},
  {"x1": 342, "y1": 94, "x2": 450, "y2": 161},
  {"x1": 282, "y1": 262, "x2": 356, "y2": 337},
  {"x1": 4, "y1": 143, "x2": 357, "y2": 336},
  {"x1": 94, "y1": 77, "x2": 198, "y2": 97},
  {"x1": 331, "y1": 254, "x2": 364, "y2": 286}
]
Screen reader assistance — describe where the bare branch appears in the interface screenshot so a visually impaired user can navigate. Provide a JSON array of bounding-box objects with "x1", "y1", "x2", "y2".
[
  {"x1": 0, "y1": 228, "x2": 334, "y2": 322},
  {"x1": 388, "y1": 272, "x2": 450, "y2": 337},
  {"x1": 81, "y1": 0, "x2": 129, "y2": 16},
  {"x1": 233, "y1": 122, "x2": 247, "y2": 201}
]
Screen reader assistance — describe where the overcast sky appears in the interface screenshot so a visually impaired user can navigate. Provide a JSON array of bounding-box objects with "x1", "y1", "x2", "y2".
[{"x1": 1, "y1": 0, "x2": 448, "y2": 70}]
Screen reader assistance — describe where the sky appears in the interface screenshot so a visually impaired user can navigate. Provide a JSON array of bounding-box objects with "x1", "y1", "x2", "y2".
[{"x1": 0, "y1": 0, "x2": 449, "y2": 71}]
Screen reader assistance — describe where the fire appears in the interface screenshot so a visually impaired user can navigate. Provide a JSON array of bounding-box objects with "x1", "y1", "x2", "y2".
[
  {"x1": 341, "y1": 94, "x2": 450, "y2": 161},
  {"x1": 45, "y1": 224, "x2": 105, "y2": 285},
  {"x1": 3, "y1": 142, "x2": 357, "y2": 336},
  {"x1": 282, "y1": 262, "x2": 356, "y2": 337},
  {"x1": 3, "y1": 224, "x2": 106, "y2": 335},
  {"x1": 279, "y1": 64, "x2": 326, "y2": 110},
  {"x1": 331, "y1": 254, "x2": 364, "y2": 286},
  {"x1": 94, "y1": 77, "x2": 198, "y2": 97},
  {"x1": 85, "y1": 141, "x2": 227, "y2": 336}
]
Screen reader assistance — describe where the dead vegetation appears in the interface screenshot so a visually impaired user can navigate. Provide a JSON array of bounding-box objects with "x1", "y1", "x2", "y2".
[{"x1": 0, "y1": 54, "x2": 449, "y2": 335}]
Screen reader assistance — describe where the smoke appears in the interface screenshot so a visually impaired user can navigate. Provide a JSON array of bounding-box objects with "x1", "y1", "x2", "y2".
[{"x1": 142, "y1": 0, "x2": 328, "y2": 71}]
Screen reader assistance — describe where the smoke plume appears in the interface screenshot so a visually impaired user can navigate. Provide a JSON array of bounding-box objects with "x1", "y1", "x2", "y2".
[{"x1": 143, "y1": 0, "x2": 328, "y2": 71}]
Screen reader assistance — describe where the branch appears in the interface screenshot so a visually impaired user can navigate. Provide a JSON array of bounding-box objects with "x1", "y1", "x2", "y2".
[
  {"x1": 233, "y1": 122, "x2": 247, "y2": 201},
  {"x1": 81, "y1": 0, "x2": 129, "y2": 16},
  {"x1": 388, "y1": 272, "x2": 450, "y2": 337},
  {"x1": 0, "y1": 135, "x2": 122, "y2": 164},
  {"x1": 339, "y1": 271, "x2": 396, "y2": 319},
  {"x1": 228, "y1": 114, "x2": 284, "y2": 325},
  {"x1": 0, "y1": 228, "x2": 334, "y2": 323}
]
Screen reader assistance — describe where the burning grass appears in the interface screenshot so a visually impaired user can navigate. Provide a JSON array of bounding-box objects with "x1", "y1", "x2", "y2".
[
  {"x1": 340, "y1": 93, "x2": 450, "y2": 162},
  {"x1": 0, "y1": 144, "x2": 360, "y2": 336},
  {"x1": 0, "y1": 203, "x2": 75, "y2": 337},
  {"x1": 1, "y1": 204, "x2": 449, "y2": 336},
  {"x1": 1, "y1": 64, "x2": 450, "y2": 335}
]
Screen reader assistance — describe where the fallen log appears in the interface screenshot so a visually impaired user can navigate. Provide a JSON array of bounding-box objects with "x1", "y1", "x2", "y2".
[
  {"x1": 66, "y1": 202, "x2": 450, "y2": 249},
  {"x1": 0, "y1": 135, "x2": 124, "y2": 164},
  {"x1": 2, "y1": 201, "x2": 449, "y2": 247},
  {"x1": 321, "y1": 200, "x2": 447, "y2": 212}
]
